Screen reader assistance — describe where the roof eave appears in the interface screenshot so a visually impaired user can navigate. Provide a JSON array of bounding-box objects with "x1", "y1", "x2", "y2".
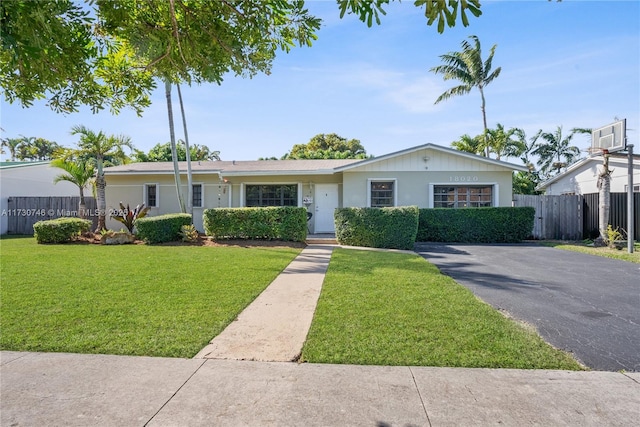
[{"x1": 335, "y1": 143, "x2": 529, "y2": 172}]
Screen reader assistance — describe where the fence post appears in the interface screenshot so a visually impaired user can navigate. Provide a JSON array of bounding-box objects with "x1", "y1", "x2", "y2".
[{"x1": 628, "y1": 144, "x2": 635, "y2": 253}]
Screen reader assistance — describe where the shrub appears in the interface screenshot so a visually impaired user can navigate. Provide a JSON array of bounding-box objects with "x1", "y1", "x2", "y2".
[
  {"x1": 203, "y1": 207, "x2": 307, "y2": 242},
  {"x1": 417, "y1": 207, "x2": 535, "y2": 243},
  {"x1": 334, "y1": 206, "x2": 419, "y2": 250},
  {"x1": 134, "y1": 213, "x2": 192, "y2": 244},
  {"x1": 33, "y1": 217, "x2": 92, "y2": 244}
]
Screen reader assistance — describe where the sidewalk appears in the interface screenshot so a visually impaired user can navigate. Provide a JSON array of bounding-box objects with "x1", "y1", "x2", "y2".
[
  {"x1": 2, "y1": 244, "x2": 640, "y2": 426},
  {"x1": 2, "y1": 351, "x2": 638, "y2": 426}
]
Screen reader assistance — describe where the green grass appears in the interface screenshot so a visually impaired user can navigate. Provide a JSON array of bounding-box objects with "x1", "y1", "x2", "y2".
[
  {"x1": 301, "y1": 248, "x2": 583, "y2": 370},
  {"x1": 0, "y1": 237, "x2": 300, "y2": 357},
  {"x1": 543, "y1": 241, "x2": 640, "y2": 263}
]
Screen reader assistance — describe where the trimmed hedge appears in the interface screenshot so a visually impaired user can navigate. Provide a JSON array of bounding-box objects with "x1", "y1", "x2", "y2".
[
  {"x1": 33, "y1": 217, "x2": 92, "y2": 244},
  {"x1": 417, "y1": 207, "x2": 535, "y2": 243},
  {"x1": 203, "y1": 207, "x2": 307, "y2": 242},
  {"x1": 334, "y1": 206, "x2": 419, "y2": 250},
  {"x1": 134, "y1": 213, "x2": 192, "y2": 244}
]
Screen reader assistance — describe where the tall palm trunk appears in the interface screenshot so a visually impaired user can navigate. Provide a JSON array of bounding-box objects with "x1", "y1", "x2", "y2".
[
  {"x1": 177, "y1": 83, "x2": 193, "y2": 221},
  {"x1": 480, "y1": 87, "x2": 489, "y2": 157},
  {"x1": 597, "y1": 154, "x2": 612, "y2": 242},
  {"x1": 95, "y1": 157, "x2": 107, "y2": 232},
  {"x1": 78, "y1": 186, "x2": 87, "y2": 220},
  {"x1": 165, "y1": 79, "x2": 186, "y2": 213}
]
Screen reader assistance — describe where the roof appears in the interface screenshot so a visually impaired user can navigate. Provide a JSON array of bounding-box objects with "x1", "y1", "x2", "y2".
[
  {"x1": 105, "y1": 143, "x2": 529, "y2": 176},
  {"x1": 0, "y1": 161, "x2": 50, "y2": 169},
  {"x1": 104, "y1": 159, "x2": 361, "y2": 176},
  {"x1": 335, "y1": 143, "x2": 529, "y2": 172},
  {"x1": 536, "y1": 154, "x2": 640, "y2": 190}
]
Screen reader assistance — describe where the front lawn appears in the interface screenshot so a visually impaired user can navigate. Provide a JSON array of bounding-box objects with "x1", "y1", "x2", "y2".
[
  {"x1": 0, "y1": 237, "x2": 301, "y2": 357},
  {"x1": 543, "y1": 241, "x2": 640, "y2": 263},
  {"x1": 301, "y1": 248, "x2": 583, "y2": 370}
]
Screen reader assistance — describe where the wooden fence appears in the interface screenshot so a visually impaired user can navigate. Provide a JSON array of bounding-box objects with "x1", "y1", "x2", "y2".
[
  {"x1": 514, "y1": 193, "x2": 639, "y2": 241},
  {"x1": 513, "y1": 194, "x2": 583, "y2": 240},
  {"x1": 6, "y1": 196, "x2": 98, "y2": 235}
]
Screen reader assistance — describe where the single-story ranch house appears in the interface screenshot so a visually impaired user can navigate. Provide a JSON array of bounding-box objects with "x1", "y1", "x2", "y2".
[{"x1": 104, "y1": 143, "x2": 528, "y2": 233}]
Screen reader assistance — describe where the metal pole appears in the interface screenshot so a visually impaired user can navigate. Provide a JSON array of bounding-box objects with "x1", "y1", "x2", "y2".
[{"x1": 628, "y1": 143, "x2": 634, "y2": 253}]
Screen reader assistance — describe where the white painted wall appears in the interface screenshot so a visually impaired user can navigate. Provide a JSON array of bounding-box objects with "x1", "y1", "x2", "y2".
[
  {"x1": 0, "y1": 162, "x2": 79, "y2": 234},
  {"x1": 542, "y1": 157, "x2": 640, "y2": 195}
]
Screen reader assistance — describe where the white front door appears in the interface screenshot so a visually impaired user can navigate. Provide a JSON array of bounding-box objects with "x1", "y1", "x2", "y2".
[{"x1": 314, "y1": 184, "x2": 339, "y2": 233}]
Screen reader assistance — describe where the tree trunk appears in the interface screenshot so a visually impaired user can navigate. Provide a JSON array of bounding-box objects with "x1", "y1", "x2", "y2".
[
  {"x1": 165, "y1": 79, "x2": 186, "y2": 213},
  {"x1": 479, "y1": 87, "x2": 489, "y2": 157},
  {"x1": 597, "y1": 154, "x2": 611, "y2": 242},
  {"x1": 177, "y1": 83, "x2": 193, "y2": 222},
  {"x1": 78, "y1": 187, "x2": 86, "y2": 220},
  {"x1": 95, "y1": 175, "x2": 107, "y2": 232}
]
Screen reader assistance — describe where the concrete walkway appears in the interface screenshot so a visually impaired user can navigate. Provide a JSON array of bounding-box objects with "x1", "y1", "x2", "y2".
[{"x1": 194, "y1": 245, "x2": 333, "y2": 362}]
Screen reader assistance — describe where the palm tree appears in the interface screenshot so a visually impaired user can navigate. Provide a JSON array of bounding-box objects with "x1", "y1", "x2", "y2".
[
  {"x1": 450, "y1": 134, "x2": 484, "y2": 156},
  {"x1": 516, "y1": 129, "x2": 542, "y2": 172},
  {"x1": 532, "y1": 126, "x2": 582, "y2": 178},
  {"x1": 70, "y1": 125, "x2": 133, "y2": 232},
  {"x1": 431, "y1": 35, "x2": 502, "y2": 156},
  {"x1": 486, "y1": 124, "x2": 525, "y2": 161},
  {"x1": 164, "y1": 80, "x2": 186, "y2": 214},
  {"x1": 1, "y1": 137, "x2": 23, "y2": 161},
  {"x1": 51, "y1": 158, "x2": 95, "y2": 219},
  {"x1": 177, "y1": 83, "x2": 193, "y2": 218}
]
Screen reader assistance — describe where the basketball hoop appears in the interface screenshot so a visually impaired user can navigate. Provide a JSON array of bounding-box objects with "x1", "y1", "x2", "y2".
[{"x1": 591, "y1": 119, "x2": 626, "y2": 154}]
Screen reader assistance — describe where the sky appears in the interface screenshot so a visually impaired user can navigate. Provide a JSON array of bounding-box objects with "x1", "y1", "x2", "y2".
[{"x1": 1, "y1": 0, "x2": 639, "y2": 164}]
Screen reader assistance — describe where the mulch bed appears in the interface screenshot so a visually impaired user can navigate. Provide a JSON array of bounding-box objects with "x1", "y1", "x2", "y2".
[{"x1": 75, "y1": 233, "x2": 306, "y2": 249}]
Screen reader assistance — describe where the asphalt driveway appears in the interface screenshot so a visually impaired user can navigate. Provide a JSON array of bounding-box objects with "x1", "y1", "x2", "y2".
[{"x1": 415, "y1": 243, "x2": 640, "y2": 372}]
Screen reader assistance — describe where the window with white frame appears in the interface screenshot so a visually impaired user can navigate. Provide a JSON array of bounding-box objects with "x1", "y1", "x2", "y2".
[
  {"x1": 192, "y1": 184, "x2": 203, "y2": 208},
  {"x1": 623, "y1": 184, "x2": 640, "y2": 192},
  {"x1": 369, "y1": 180, "x2": 396, "y2": 207},
  {"x1": 245, "y1": 184, "x2": 297, "y2": 207},
  {"x1": 433, "y1": 185, "x2": 493, "y2": 208},
  {"x1": 144, "y1": 184, "x2": 158, "y2": 208}
]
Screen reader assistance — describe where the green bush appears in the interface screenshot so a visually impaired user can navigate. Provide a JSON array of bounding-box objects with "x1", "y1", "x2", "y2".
[
  {"x1": 203, "y1": 207, "x2": 307, "y2": 242},
  {"x1": 334, "y1": 206, "x2": 419, "y2": 250},
  {"x1": 134, "y1": 213, "x2": 192, "y2": 244},
  {"x1": 417, "y1": 207, "x2": 535, "y2": 243},
  {"x1": 33, "y1": 217, "x2": 92, "y2": 244}
]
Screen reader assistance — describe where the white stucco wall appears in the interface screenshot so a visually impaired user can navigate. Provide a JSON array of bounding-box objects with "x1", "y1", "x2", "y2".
[
  {"x1": 542, "y1": 158, "x2": 640, "y2": 195},
  {"x1": 341, "y1": 147, "x2": 518, "y2": 208},
  {"x1": 0, "y1": 163, "x2": 80, "y2": 234},
  {"x1": 105, "y1": 173, "x2": 341, "y2": 232}
]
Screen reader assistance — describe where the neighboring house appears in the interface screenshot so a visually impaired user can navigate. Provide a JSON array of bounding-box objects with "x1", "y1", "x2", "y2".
[
  {"x1": 104, "y1": 143, "x2": 528, "y2": 233},
  {"x1": 536, "y1": 154, "x2": 640, "y2": 195},
  {"x1": 0, "y1": 161, "x2": 80, "y2": 235}
]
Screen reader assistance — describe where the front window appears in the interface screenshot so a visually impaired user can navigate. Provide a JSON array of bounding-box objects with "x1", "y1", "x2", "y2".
[
  {"x1": 192, "y1": 184, "x2": 203, "y2": 208},
  {"x1": 145, "y1": 184, "x2": 158, "y2": 208},
  {"x1": 370, "y1": 180, "x2": 395, "y2": 207},
  {"x1": 246, "y1": 184, "x2": 297, "y2": 207},
  {"x1": 433, "y1": 186, "x2": 492, "y2": 208}
]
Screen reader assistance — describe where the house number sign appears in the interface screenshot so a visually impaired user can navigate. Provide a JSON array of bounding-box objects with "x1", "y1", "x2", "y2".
[{"x1": 449, "y1": 175, "x2": 479, "y2": 182}]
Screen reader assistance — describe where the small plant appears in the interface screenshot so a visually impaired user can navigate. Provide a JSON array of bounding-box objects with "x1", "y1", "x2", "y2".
[
  {"x1": 605, "y1": 225, "x2": 626, "y2": 249},
  {"x1": 179, "y1": 224, "x2": 199, "y2": 242},
  {"x1": 111, "y1": 202, "x2": 150, "y2": 233}
]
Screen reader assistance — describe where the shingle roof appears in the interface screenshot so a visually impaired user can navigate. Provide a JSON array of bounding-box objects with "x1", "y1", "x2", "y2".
[{"x1": 104, "y1": 159, "x2": 361, "y2": 175}]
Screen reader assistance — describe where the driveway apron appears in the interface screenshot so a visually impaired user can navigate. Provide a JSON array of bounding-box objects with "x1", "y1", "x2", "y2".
[{"x1": 415, "y1": 243, "x2": 640, "y2": 372}]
